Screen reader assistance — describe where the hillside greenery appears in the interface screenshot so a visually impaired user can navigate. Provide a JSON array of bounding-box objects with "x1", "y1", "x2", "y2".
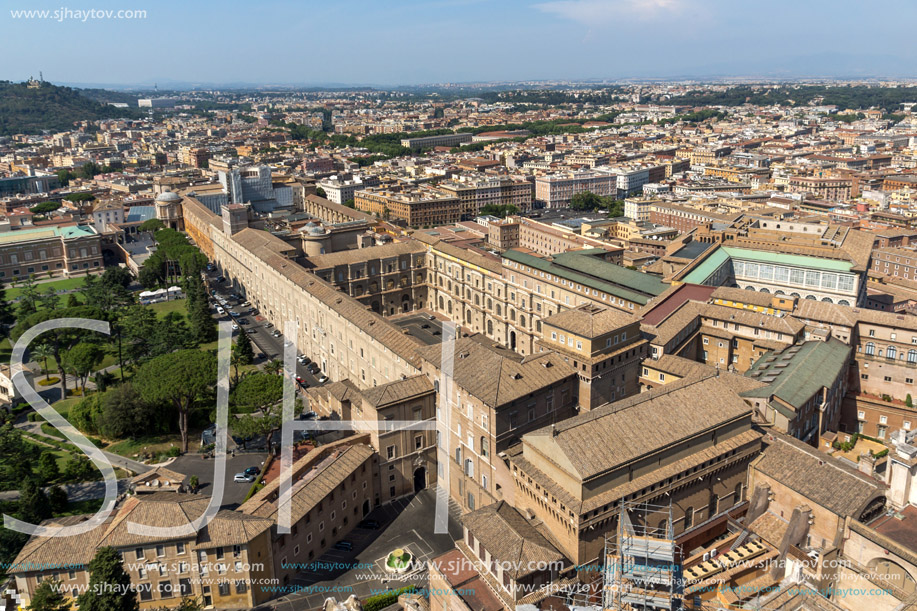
[{"x1": 0, "y1": 81, "x2": 140, "y2": 135}]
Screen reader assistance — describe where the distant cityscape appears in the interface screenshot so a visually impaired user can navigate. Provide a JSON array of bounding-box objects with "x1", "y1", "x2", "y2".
[{"x1": 2, "y1": 77, "x2": 917, "y2": 611}]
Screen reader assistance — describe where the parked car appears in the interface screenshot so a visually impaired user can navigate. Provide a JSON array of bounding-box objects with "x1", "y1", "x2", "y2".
[
  {"x1": 297, "y1": 356, "x2": 311, "y2": 366},
  {"x1": 358, "y1": 519, "x2": 380, "y2": 530},
  {"x1": 318, "y1": 375, "x2": 329, "y2": 384},
  {"x1": 231, "y1": 322, "x2": 239, "y2": 331},
  {"x1": 238, "y1": 318, "x2": 248, "y2": 325},
  {"x1": 246, "y1": 328, "x2": 257, "y2": 335},
  {"x1": 332, "y1": 541, "x2": 353, "y2": 551},
  {"x1": 216, "y1": 306, "x2": 225, "y2": 315},
  {"x1": 243, "y1": 466, "x2": 260, "y2": 477},
  {"x1": 233, "y1": 473, "x2": 254, "y2": 483},
  {"x1": 264, "y1": 322, "x2": 273, "y2": 329},
  {"x1": 421, "y1": 323, "x2": 430, "y2": 329},
  {"x1": 241, "y1": 301, "x2": 250, "y2": 307},
  {"x1": 271, "y1": 330, "x2": 282, "y2": 338},
  {"x1": 301, "y1": 411, "x2": 317, "y2": 420},
  {"x1": 229, "y1": 311, "x2": 241, "y2": 318},
  {"x1": 216, "y1": 276, "x2": 226, "y2": 283}
]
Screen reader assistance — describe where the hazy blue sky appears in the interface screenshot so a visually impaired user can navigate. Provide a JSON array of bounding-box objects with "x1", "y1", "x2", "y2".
[{"x1": 4, "y1": 0, "x2": 916, "y2": 86}]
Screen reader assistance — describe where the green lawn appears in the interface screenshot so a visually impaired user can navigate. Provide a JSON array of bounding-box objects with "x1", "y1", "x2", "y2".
[
  {"x1": 52, "y1": 396, "x2": 81, "y2": 413},
  {"x1": 147, "y1": 298, "x2": 189, "y2": 319},
  {"x1": 6, "y1": 276, "x2": 86, "y2": 301},
  {"x1": 106, "y1": 433, "x2": 184, "y2": 459}
]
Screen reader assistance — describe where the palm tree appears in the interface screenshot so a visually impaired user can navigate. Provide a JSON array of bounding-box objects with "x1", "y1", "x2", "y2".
[
  {"x1": 31, "y1": 343, "x2": 55, "y2": 381},
  {"x1": 263, "y1": 359, "x2": 282, "y2": 376}
]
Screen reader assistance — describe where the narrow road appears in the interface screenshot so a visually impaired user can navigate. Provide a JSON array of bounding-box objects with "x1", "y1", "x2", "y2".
[{"x1": 0, "y1": 479, "x2": 131, "y2": 502}]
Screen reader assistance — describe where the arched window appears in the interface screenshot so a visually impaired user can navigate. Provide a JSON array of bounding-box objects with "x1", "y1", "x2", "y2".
[
  {"x1": 821, "y1": 297, "x2": 833, "y2": 303},
  {"x1": 908, "y1": 350, "x2": 917, "y2": 364},
  {"x1": 519, "y1": 315, "x2": 526, "y2": 328},
  {"x1": 838, "y1": 300, "x2": 850, "y2": 306},
  {"x1": 888, "y1": 346, "x2": 897, "y2": 360},
  {"x1": 865, "y1": 342, "x2": 875, "y2": 356},
  {"x1": 734, "y1": 482, "x2": 743, "y2": 504},
  {"x1": 684, "y1": 507, "x2": 694, "y2": 529}
]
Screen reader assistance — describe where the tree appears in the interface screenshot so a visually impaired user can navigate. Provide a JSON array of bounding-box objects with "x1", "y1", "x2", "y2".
[
  {"x1": 231, "y1": 332, "x2": 255, "y2": 383},
  {"x1": 69, "y1": 390, "x2": 102, "y2": 434},
  {"x1": 18, "y1": 479, "x2": 52, "y2": 525},
  {"x1": 139, "y1": 218, "x2": 165, "y2": 233},
  {"x1": 135, "y1": 350, "x2": 217, "y2": 453},
  {"x1": 570, "y1": 191, "x2": 603, "y2": 211},
  {"x1": 12, "y1": 305, "x2": 105, "y2": 399},
  {"x1": 63, "y1": 192, "x2": 95, "y2": 204},
  {"x1": 908, "y1": 394, "x2": 914, "y2": 408},
  {"x1": 77, "y1": 547, "x2": 138, "y2": 611},
  {"x1": 263, "y1": 359, "x2": 282, "y2": 376},
  {"x1": 29, "y1": 201, "x2": 61, "y2": 215},
  {"x1": 151, "y1": 598, "x2": 203, "y2": 611},
  {"x1": 31, "y1": 342, "x2": 55, "y2": 381},
  {"x1": 56, "y1": 169, "x2": 75, "y2": 187},
  {"x1": 315, "y1": 186, "x2": 327, "y2": 198},
  {"x1": 27, "y1": 579, "x2": 70, "y2": 611},
  {"x1": 479, "y1": 204, "x2": 519, "y2": 218},
  {"x1": 185, "y1": 274, "x2": 216, "y2": 345},
  {"x1": 46, "y1": 485, "x2": 67, "y2": 514},
  {"x1": 64, "y1": 342, "x2": 105, "y2": 394},
  {"x1": 78, "y1": 161, "x2": 101, "y2": 179},
  {"x1": 66, "y1": 293, "x2": 80, "y2": 307},
  {"x1": 231, "y1": 373, "x2": 285, "y2": 451},
  {"x1": 63, "y1": 454, "x2": 95, "y2": 482},
  {"x1": 0, "y1": 281, "x2": 13, "y2": 339},
  {"x1": 343, "y1": 198, "x2": 356, "y2": 209},
  {"x1": 99, "y1": 383, "x2": 159, "y2": 440},
  {"x1": 38, "y1": 286, "x2": 59, "y2": 311},
  {"x1": 0, "y1": 419, "x2": 39, "y2": 490},
  {"x1": 16, "y1": 274, "x2": 40, "y2": 320},
  {"x1": 37, "y1": 452, "x2": 59, "y2": 484}
]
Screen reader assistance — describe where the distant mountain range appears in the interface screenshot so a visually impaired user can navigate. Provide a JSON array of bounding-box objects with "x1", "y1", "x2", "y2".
[{"x1": 0, "y1": 81, "x2": 141, "y2": 136}]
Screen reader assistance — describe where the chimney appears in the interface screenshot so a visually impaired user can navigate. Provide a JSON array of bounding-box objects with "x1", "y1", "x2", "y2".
[{"x1": 859, "y1": 451, "x2": 877, "y2": 477}]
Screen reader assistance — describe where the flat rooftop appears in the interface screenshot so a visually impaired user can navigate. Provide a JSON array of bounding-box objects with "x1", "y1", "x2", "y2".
[{"x1": 870, "y1": 504, "x2": 917, "y2": 554}]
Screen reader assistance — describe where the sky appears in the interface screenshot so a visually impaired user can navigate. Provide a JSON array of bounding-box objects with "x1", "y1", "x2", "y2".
[{"x1": 3, "y1": 0, "x2": 917, "y2": 87}]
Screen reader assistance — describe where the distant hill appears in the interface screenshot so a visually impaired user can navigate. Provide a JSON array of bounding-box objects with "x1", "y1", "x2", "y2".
[{"x1": 0, "y1": 81, "x2": 141, "y2": 136}]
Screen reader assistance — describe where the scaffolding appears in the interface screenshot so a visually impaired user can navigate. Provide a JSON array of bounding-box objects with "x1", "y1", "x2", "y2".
[{"x1": 603, "y1": 500, "x2": 684, "y2": 611}]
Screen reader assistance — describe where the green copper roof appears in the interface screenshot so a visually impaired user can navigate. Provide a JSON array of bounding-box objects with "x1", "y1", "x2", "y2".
[
  {"x1": 741, "y1": 338, "x2": 851, "y2": 409},
  {"x1": 723, "y1": 247, "x2": 853, "y2": 272},
  {"x1": 680, "y1": 245, "x2": 855, "y2": 285},
  {"x1": 680, "y1": 247, "x2": 731, "y2": 284},
  {"x1": 503, "y1": 249, "x2": 660, "y2": 305},
  {"x1": 551, "y1": 251, "x2": 669, "y2": 296},
  {"x1": 0, "y1": 225, "x2": 95, "y2": 244}
]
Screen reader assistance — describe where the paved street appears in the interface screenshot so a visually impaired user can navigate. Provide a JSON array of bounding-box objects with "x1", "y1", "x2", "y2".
[
  {"x1": 259, "y1": 487, "x2": 462, "y2": 611},
  {"x1": 205, "y1": 274, "x2": 325, "y2": 392},
  {"x1": 167, "y1": 452, "x2": 269, "y2": 509}
]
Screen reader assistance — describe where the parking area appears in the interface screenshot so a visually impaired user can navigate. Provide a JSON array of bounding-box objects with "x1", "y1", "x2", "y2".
[
  {"x1": 265, "y1": 488, "x2": 462, "y2": 610},
  {"x1": 391, "y1": 313, "x2": 446, "y2": 346},
  {"x1": 168, "y1": 452, "x2": 269, "y2": 509},
  {"x1": 205, "y1": 272, "x2": 325, "y2": 390}
]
